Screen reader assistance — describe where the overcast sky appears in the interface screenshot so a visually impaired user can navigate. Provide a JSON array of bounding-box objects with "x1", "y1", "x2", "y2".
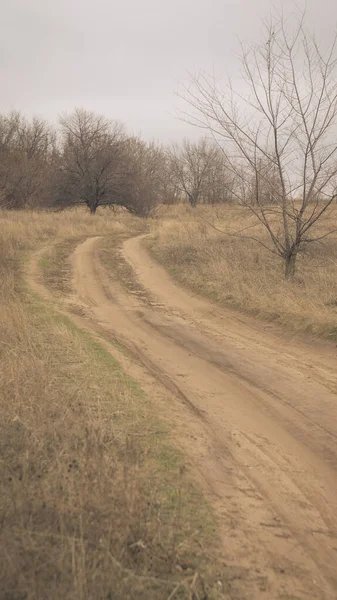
[{"x1": 1, "y1": 0, "x2": 336, "y2": 141}]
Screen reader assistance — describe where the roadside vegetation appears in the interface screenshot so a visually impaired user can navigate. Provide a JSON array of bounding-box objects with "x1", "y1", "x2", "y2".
[
  {"x1": 0, "y1": 209, "x2": 225, "y2": 600},
  {"x1": 148, "y1": 204, "x2": 337, "y2": 340}
]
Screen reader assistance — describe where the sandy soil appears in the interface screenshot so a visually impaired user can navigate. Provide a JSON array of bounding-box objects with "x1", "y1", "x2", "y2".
[{"x1": 28, "y1": 234, "x2": 337, "y2": 599}]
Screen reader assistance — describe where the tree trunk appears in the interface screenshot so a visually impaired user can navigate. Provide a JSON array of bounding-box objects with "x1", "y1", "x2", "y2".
[
  {"x1": 89, "y1": 200, "x2": 98, "y2": 214},
  {"x1": 284, "y1": 252, "x2": 296, "y2": 280},
  {"x1": 187, "y1": 193, "x2": 197, "y2": 207}
]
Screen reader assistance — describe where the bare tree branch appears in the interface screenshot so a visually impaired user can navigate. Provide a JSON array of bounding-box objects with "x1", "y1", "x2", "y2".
[{"x1": 179, "y1": 11, "x2": 337, "y2": 279}]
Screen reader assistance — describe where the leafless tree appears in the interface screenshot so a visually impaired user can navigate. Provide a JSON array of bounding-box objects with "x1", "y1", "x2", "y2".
[
  {"x1": 123, "y1": 137, "x2": 168, "y2": 216},
  {"x1": 56, "y1": 109, "x2": 127, "y2": 214},
  {"x1": 248, "y1": 156, "x2": 283, "y2": 206},
  {"x1": 169, "y1": 138, "x2": 234, "y2": 207},
  {"x1": 169, "y1": 138, "x2": 218, "y2": 207},
  {"x1": 181, "y1": 13, "x2": 337, "y2": 278},
  {"x1": 203, "y1": 146, "x2": 236, "y2": 205},
  {"x1": 0, "y1": 112, "x2": 55, "y2": 209}
]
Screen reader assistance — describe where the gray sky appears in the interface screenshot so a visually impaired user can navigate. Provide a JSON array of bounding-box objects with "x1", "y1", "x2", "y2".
[{"x1": 1, "y1": 0, "x2": 336, "y2": 141}]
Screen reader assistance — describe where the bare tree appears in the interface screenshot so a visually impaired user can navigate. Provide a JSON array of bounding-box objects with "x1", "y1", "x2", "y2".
[
  {"x1": 248, "y1": 156, "x2": 283, "y2": 206},
  {"x1": 56, "y1": 109, "x2": 127, "y2": 214},
  {"x1": 202, "y1": 145, "x2": 236, "y2": 205},
  {"x1": 169, "y1": 138, "x2": 234, "y2": 207},
  {"x1": 0, "y1": 112, "x2": 55, "y2": 209},
  {"x1": 123, "y1": 137, "x2": 168, "y2": 216},
  {"x1": 169, "y1": 138, "x2": 219, "y2": 207},
  {"x1": 181, "y1": 13, "x2": 337, "y2": 278}
]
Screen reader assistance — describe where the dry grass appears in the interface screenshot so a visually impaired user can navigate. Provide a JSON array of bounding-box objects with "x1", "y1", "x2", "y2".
[
  {"x1": 0, "y1": 208, "x2": 224, "y2": 600},
  {"x1": 149, "y1": 204, "x2": 337, "y2": 339},
  {"x1": 98, "y1": 235, "x2": 152, "y2": 305}
]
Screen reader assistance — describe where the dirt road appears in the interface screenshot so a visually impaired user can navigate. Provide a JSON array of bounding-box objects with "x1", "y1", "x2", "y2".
[{"x1": 31, "y1": 235, "x2": 337, "y2": 599}]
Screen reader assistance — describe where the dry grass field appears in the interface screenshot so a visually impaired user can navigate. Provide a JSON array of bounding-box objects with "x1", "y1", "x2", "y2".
[
  {"x1": 1, "y1": 203, "x2": 336, "y2": 598},
  {"x1": 148, "y1": 204, "x2": 337, "y2": 340},
  {"x1": 0, "y1": 209, "x2": 223, "y2": 600}
]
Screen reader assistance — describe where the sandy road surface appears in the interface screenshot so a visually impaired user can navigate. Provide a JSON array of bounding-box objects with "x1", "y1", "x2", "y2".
[{"x1": 30, "y1": 235, "x2": 337, "y2": 599}]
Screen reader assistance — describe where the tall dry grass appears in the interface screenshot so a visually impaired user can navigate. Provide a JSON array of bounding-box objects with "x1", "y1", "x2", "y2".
[
  {"x1": 149, "y1": 204, "x2": 337, "y2": 339},
  {"x1": 0, "y1": 208, "x2": 221, "y2": 600}
]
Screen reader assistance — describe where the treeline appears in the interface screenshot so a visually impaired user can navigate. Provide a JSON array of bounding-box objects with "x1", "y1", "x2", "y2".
[
  {"x1": 0, "y1": 108, "x2": 242, "y2": 216},
  {"x1": 2, "y1": 13, "x2": 334, "y2": 280}
]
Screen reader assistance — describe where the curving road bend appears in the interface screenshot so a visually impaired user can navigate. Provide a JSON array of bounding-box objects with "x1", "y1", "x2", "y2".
[{"x1": 63, "y1": 235, "x2": 337, "y2": 598}]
